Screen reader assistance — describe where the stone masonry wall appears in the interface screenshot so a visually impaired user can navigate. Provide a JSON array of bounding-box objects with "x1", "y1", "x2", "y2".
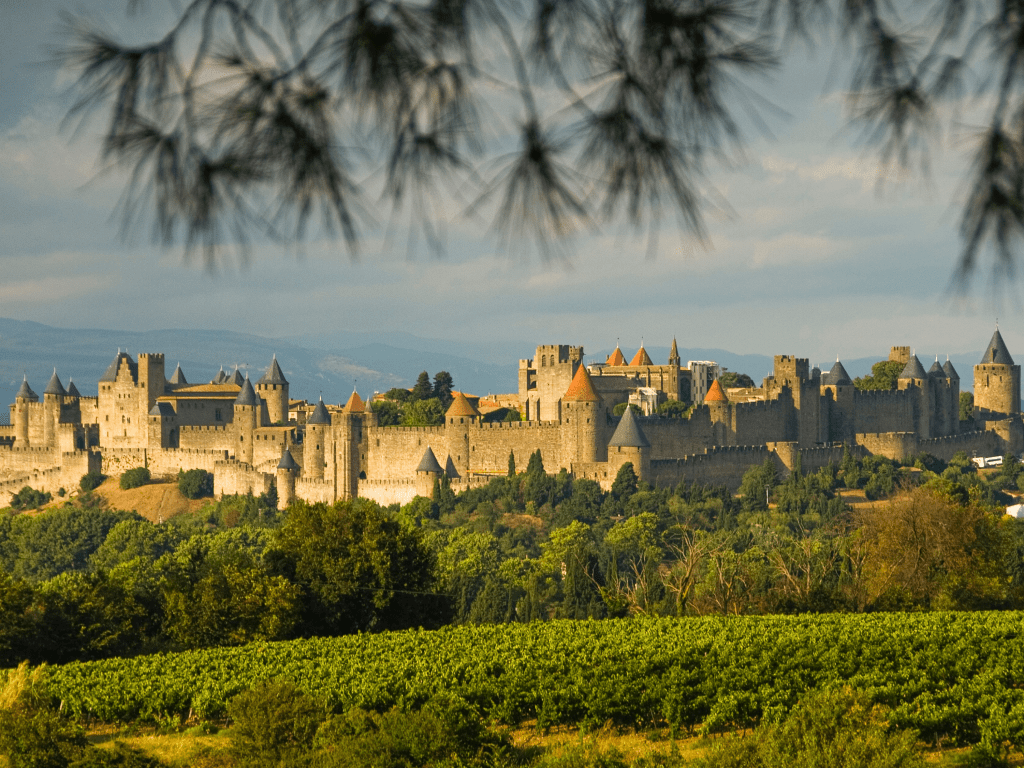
[
  {"x1": 365, "y1": 426, "x2": 446, "y2": 480},
  {"x1": 214, "y1": 460, "x2": 273, "y2": 497},
  {"x1": 467, "y1": 422, "x2": 563, "y2": 475},
  {"x1": 0, "y1": 450, "x2": 100, "y2": 507}
]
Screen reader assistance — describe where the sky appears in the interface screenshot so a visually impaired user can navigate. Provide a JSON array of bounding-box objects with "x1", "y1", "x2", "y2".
[{"x1": 0, "y1": 0, "x2": 1019, "y2": 372}]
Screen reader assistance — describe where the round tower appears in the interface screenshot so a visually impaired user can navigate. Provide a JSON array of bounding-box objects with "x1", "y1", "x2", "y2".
[
  {"x1": 276, "y1": 448, "x2": 299, "y2": 510},
  {"x1": 415, "y1": 446, "x2": 444, "y2": 498},
  {"x1": 445, "y1": 392, "x2": 479, "y2": 479},
  {"x1": 13, "y1": 376, "x2": 37, "y2": 447},
  {"x1": 233, "y1": 376, "x2": 260, "y2": 464},
  {"x1": 704, "y1": 378, "x2": 730, "y2": 445},
  {"x1": 898, "y1": 353, "x2": 932, "y2": 439},
  {"x1": 821, "y1": 359, "x2": 854, "y2": 442},
  {"x1": 974, "y1": 328, "x2": 1020, "y2": 422},
  {"x1": 256, "y1": 355, "x2": 290, "y2": 425},
  {"x1": 305, "y1": 397, "x2": 330, "y2": 480},
  {"x1": 43, "y1": 369, "x2": 66, "y2": 449},
  {"x1": 607, "y1": 405, "x2": 651, "y2": 482},
  {"x1": 560, "y1": 364, "x2": 603, "y2": 466},
  {"x1": 337, "y1": 390, "x2": 366, "y2": 500}
]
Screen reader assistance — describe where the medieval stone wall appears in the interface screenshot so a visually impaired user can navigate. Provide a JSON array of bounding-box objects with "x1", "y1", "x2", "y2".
[
  {"x1": 852, "y1": 389, "x2": 916, "y2": 434},
  {"x1": 214, "y1": 459, "x2": 273, "y2": 497},
  {"x1": 365, "y1": 425, "x2": 447, "y2": 480},
  {"x1": 178, "y1": 424, "x2": 233, "y2": 451},
  {"x1": 467, "y1": 421, "x2": 563, "y2": 475}
]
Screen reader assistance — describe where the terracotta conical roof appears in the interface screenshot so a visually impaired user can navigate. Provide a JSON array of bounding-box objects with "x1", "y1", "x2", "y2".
[
  {"x1": 824, "y1": 360, "x2": 852, "y2": 386},
  {"x1": 704, "y1": 379, "x2": 728, "y2": 403},
  {"x1": 168, "y1": 363, "x2": 187, "y2": 386},
  {"x1": 981, "y1": 329, "x2": 1015, "y2": 366},
  {"x1": 67, "y1": 379, "x2": 81, "y2": 398},
  {"x1": 234, "y1": 376, "x2": 259, "y2": 406},
  {"x1": 630, "y1": 346, "x2": 653, "y2": 366},
  {"x1": 308, "y1": 397, "x2": 331, "y2": 425},
  {"x1": 416, "y1": 447, "x2": 444, "y2": 474},
  {"x1": 606, "y1": 346, "x2": 626, "y2": 366},
  {"x1": 899, "y1": 354, "x2": 928, "y2": 380},
  {"x1": 16, "y1": 377, "x2": 37, "y2": 401},
  {"x1": 44, "y1": 369, "x2": 66, "y2": 396},
  {"x1": 277, "y1": 448, "x2": 299, "y2": 471},
  {"x1": 943, "y1": 358, "x2": 960, "y2": 380},
  {"x1": 608, "y1": 406, "x2": 651, "y2": 448},
  {"x1": 563, "y1": 365, "x2": 600, "y2": 402},
  {"x1": 344, "y1": 390, "x2": 365, "y2": 413},
  {"x1": 258, "y1": 355, "x2": 288, "y2": 385},
  {"x1": 446, "y1": 391, "x2": 480, "y2": 418}
]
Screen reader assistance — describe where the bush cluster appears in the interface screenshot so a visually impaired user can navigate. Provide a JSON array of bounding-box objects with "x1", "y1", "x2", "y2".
[
  {"x1": 119, "y1": 467, "x2": 151, "y2": 490},
  {"x1": 177, "y1": 469, "x2": 213, "y2": 499}
]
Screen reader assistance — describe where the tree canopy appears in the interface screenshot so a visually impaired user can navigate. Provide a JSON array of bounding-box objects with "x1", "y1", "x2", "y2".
[{"x1": 53, "y1": 0, "x2": 1024, "y2": 281}]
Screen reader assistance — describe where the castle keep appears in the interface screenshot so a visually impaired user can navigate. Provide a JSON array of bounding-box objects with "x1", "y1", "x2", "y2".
[{"x1": 1, "y1": 330, "x2": 1020, "y2": 508}]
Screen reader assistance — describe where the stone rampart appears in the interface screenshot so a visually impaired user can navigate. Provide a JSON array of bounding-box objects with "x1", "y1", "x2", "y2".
[
  {"x1": 468, "y1": 422, "x2": 562, "y2": 474},
  {"x1": 852, "y1": 389, "x2": 915, "y2": 434},
  {"x1": 917, "y1": 430, "x2": 1001, "y2": 461},
  {"x1": 0, "y1": 450, "x2": 100, "y2": 507},
  {"x1": 649, "y1": 445, "x2": 771, "y2": 491},
  {"x1": 148, "y1": 448, "x2": 230, "y2": 478},
  {"x1": 179, "y1": 424, "x2": 232, "y2": 451},
  {"x1": 0, "y1": 445, "x2": 59, "y2": 474},
  {"x1": 214, "y1": 459, "x2": 273, "y2": 498},
  {"x1": 101, "y1": 448, "x2": 149, "y2": 475},
  {"x1": 365, "y1": 426, "x2": 446, "y2": 480},
  {"x1": 732, "y1": 398, "x2": 788, "y2": 445},
  {"x1": 358, "y1": 477, "x2": 419, "y2": 506},
  {"x1": 641, "y1": 412, "x2": 714, "y2": 460},
  {"x1": 295, "y1": 476, "x2": 335, "y2": 504}
]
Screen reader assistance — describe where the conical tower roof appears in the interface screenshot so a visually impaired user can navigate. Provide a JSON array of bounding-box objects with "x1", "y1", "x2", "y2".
[
  {"x1": 669, "y1": 337, "x2": 680, "y2": 364},
  {"x1": 67, "y1": 379, "x2": 81, "y2": 398},
  {"x1": 704, "y1": 379, "x2": 728, "y2": 403},
  {"x1": 928, "y1": 358, "x2": 945, "y2": 377},
  {"x1": 563, "y1": 365, "x2": 600, "y2": 402},
  {"x1": 824, "y1": 359, "x2": 852, "y2": 386},
  {"x1": 308, "y1": 397, "x2": 331, "y2": 425},
  {"x1": 943, "y1": 358, "x2": 960, "y2": 380},
  {"x1": 981, "y1": 329, "x2": 1015, "y2": 366},
  {"x1": 344, "y1": 390, "x2": 365, "y2": 413},
  {"x1": 234, "y1": 376, "x2": 259, "y2": 406},
  {"x1": 415, "y1": 447, "x2": 444, "y2": 474},
  {"x1": 630, "y1": 346, "x2": 653, "y2": 366},
  {"x1": 277, "y1": 448, "x2": 299, "y2": 471},
  {"x1": 608, "y1": 405, "x2": 651, "y2": 448},
  {"x1": 44, "y1": 369, "x2": 66, "y2": 396},
  {"x1": 212, "y1": 366, "x2": 227, "y2": 384},
  {"x1": 606, "y1": 346, "x2": 626, "y2": 366},
  {"x1": 899, "y1": 354, "x2": 928, "y2": 380},
  {"x1": 168, "y1": 363, "x2": 187, "y2": 386},
  {"x1": 228, "y1": 367, "x2": 245, "y2": 386},
  {"x1": 446, "y1": 391, "x2": 480, "y2": 418},
  {"x1": 258, "y1": 355, "x2": 288, "y2": 385},
  {"x1": 445, "y1": 455, "x2": 460, "y2": 479},
  {"x1": 16, "y1": 376, "x2": 37, "y2": 401}
]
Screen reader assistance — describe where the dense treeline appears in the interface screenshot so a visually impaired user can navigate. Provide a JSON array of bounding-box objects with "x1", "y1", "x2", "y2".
[{"x1": 3, "y1": 449, "x2": 1024, "y2": 667}]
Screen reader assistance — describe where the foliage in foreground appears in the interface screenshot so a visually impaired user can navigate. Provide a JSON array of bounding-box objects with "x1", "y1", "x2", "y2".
[{"x1": 45, "y1": 612, "x2": 1024, "y2": 750}]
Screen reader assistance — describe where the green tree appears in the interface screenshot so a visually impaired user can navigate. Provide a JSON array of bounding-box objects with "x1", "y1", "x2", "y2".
[
  {"x1": 0, "y1": 573, "x2": 36, "y2": 668},
  {"x1": 0, "y1": 662, "x2": 88, "y2": 768},
  {"x1": 611, "y1": 462, "x2": 639, "y2": 500},
  {"x1": 411, "y1": 372, "x2": 433, "y2": 401},
  {"x1": 227, "y1": 680, "x2": 324, "y2": 768},
  {"x1": 9, "y1": 487, "x2": 52, "y2": 512},
  {"x1": 370, "y1": 399, "x2": 401, "y2": 426},
  {"x1": 719, "y1": 371, "x2": 756, "y2": 388},
  {"x1": 177, "y1": 469, "x2": 214, "y2": 499},
  {"x1": 854, "y1": 360, "x2": 905, "y2": 391},
  {"x1": 507, "y1": 450, "x2": 516, "y2": 477},
  {"x1": 78, "y1": 473, "x2": 105, "y2": 493},
  {"x1": 739, "y1": 458, "x2": 778, "y2": 510},
  {"x1": 401, "y1": 398, "x2": 445, "y2": 426},
  {"x1": 432, "y1": 371, "x2": 454, "y2": 409},
  {"x1": 658, "y1": 400, "x2": 693, "y2": 419},
  {"x1": 383, "y1": 387, "x2": 412, "y2": 402},
  {"x1": 119, "y1": 467, "x2": 150, "y2": 490},
  {"x1": 266, "y1": 500, "x2": 441, "y2": 635},
  {"x1": 961, "y1": 391, "x2": 975, "y2": 424},
  {"x1": 526, "y1": 449, "x2": 544, "y2": 476},
  {"x1": 612, "y1": 402, "x2": 641, "y2": 417}
]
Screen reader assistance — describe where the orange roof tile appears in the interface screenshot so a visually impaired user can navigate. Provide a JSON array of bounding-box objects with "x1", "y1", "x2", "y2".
[
  {"x1": 446, "y1": 391, "x2": 481, "y2": 418},
  {"x1": 704, "y1": 380, "x2": 728, "y2": 403},
  {"x1": 344, "y1": 390, "x2": 365, "y2": 413},
  {"x1": 630, "y1": 346, "x2": 653, "y2": 366},
  {"x1": 606, "y1": 347, "x2": 626, "y2": 366},
  {"x1": 563, "y1": 365, "x2": 600, "y2": 402}
]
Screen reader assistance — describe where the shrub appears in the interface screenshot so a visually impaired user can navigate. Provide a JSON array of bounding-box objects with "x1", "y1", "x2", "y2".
[
  {"x1": 10, "y1": 486, "x2": 52, "y2": 511},
  {"x1": 79, "y1": 473, "x2": 105, "y2": 493},
  {"x1": 227, "y1": 679, "x2": 324, "y2": 767},
  {"x1": 177, "y1": 469, "x2": 214, "y2": 499},
  {"x1": 0, "y1": 662, "x2": 87, "y2": 768},
  {"x1": 119, "y1": 468, "x2": 150, "y2": 490}
]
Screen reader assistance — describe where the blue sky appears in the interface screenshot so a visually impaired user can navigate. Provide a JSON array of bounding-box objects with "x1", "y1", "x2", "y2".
[{"x1": 0, "y1": 0, "x2": 1017, "y2": 370}]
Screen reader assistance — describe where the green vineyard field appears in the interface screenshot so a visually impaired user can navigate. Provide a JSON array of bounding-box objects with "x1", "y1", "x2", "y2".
[{"x1": 45, "y1": 613, "x2": 1024, "y2": 745}]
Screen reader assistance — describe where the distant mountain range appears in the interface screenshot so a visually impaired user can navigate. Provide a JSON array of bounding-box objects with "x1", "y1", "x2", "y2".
[{"x1": 0, "y1": 318, "x2": 992, "y2": 425}]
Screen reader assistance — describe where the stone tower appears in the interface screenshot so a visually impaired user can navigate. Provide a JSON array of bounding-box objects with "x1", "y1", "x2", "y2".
[
  {"x1": 943, "y1": 357, "x2": 961, "y2": 432},
  {"x1": 256, "y1": 355, "x2": 290, "y2": 425},
  {"x1": 607, "y1": 405, "x2": 651, "y2": 481},
  {"x1": 336, "y1": 390, "x2": 366, "y2": 500},
  {"x1": 43, "y1": 370, "x2": 66, "y2": 449},
  {"x1": 305, "y1": 398, "x2": 330, "y2": 480},
  {"x1": 233, "y1": 376, "x2": 260, "y2": 464},
  {"x1": 822, "y1": 359, "x2": 854, "y2": 442},
  {"x1": 445, "y1": 392, "x2": 479, "y2": 479},
  {"x1": 898, "y1": 354, "x2": 931, "y2": 440},
  {"x1": 415, "y1": 447, "x2": 444, "y2": 498},
  {"x1": 277, "y1": 448, "x2": 299, "y2": 510},
  {"x1": 974, "y1": 328, "x2": 1021, "y2": 423},
  {"x1": 704, "y1": 378, "x2": 730, "y2": 444},
  {"x1": 560, "y1": 364, "x2": 604, "y2": 465},
  {"x1": 13, "y1": 376, "x2": 37, "y2": 447}
]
